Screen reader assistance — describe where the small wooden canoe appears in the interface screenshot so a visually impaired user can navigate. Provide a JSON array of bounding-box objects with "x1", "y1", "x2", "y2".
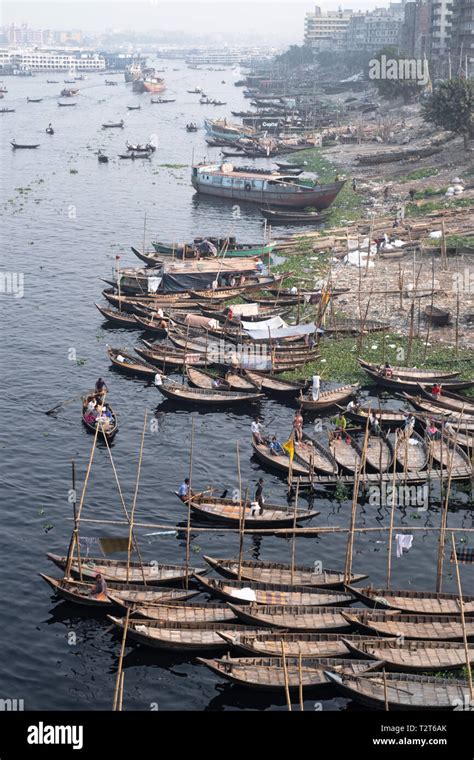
[
  {"x1": 133, "y1": 314, "x2": 169, "y2": 338},
  {"x1": 251, "y1": 441, "x2": 309, "y2": 476},
  {"x1": 186, "y1": 366, "x2": 231, "y2": 390},
  {"x1": 357, "y1": 359, "x2": 460, "y2": 381},
  {"x1": 402, "y1": 393, "x2": 474, "y2": 430},
  {"x1": 107, "y1": 617, "x2": 262, "y2": 651},
  {"x1": 244, "y1": 368, "x2": 307, "y2": 396},
  {"x1": 107, "y1": 347, "x2": 160, "y2": 379},
  {"x1": 82, "y1": 395, "x2": 118, "y2": 440},
  {"x1": 47, "y1": 553, "x2": 206, "y2": 585},
  {"x1": 199, "y1": 656, "x2": 381, "y2": 691},
  {"x1": 360, "y1": 365, "x2": 473, "y2": 393},
  {"x1": 428, "y1": 438, "x2": 471, "y2": 470},
  {"x1": 186, "y1": 495, "x2": 319, "y2": 528},
  {"x1": 217, "y1": 631, "x2": 385, "y2": 658},
  {"x1": 393, "y1": 429, "x2": 429, "y2": 471},
  {"x1": 95, "y1": 303, "x2": 140, "y2": 328},
  {"x1": 298, "y1": 384, "x2": 359, "y2": 411},
  {"x1": 194, "y1": 575, "x2": 353, "y2": 606},
  {"x1": 424, "y1": 305, "x2": 450, "y2": 326},
  {"x1": 225, "y1": 372, "x2": 260, "y2": 391},
  {"x1": 156, "y1": 378, "x2": 264, "y2": 405},
  {"x1": 295, "y1": 436, "x2": 338, "y2": 475},
  {"x1": 417, "y1": 384, "x2": 474, "y2": 415},
  {"x1": 203, "y1": 555, "x2": 368, "y2": 589},
  {"x1": 329, "y1": 436, "x2": 361, "y2": 473},
  {"x1": 227, "y1": 603, "x2": 357, "y2": 631},
  {"x1": 135, "y1": 346, "x2": 208, "y2": 369},
  {"x1": 40, "y1": 574, "x2": 198, "y2": 607},
  {"x1": 341, "y1": 610, "x2": 474, "y2": 640},
  {"x1": 342, "y1": 637, "x2": 474, "y2": 672},
  {"x1": 341, "y1": 405, "x2": 407, "y2": 428},
  {"x1": 11, "y1": 142, "x2": 40, "y2": 149},
  {"x1": 107, "y1": 598, "x2": 237, "y2": 623},
  {"x1": 345, "y1": 585, "x2": 474, "y2": 616},
  {"x1": 352, "y1": 433, "x2": 394, "y2": 472}
]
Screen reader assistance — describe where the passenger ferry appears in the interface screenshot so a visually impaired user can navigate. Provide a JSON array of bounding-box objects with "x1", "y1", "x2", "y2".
[{"x1": 191, "y1": 163, "x2": 345, "y2": 209}]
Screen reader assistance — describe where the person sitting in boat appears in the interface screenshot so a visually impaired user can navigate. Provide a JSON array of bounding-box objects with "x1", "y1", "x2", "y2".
[
  {"x1": 368, "y1": 412, "x2": 381, "y2": 436},
  {"x1": 251, "y1": 417, "x2": 264, "y2": 445},
  {"x1": 212, "y1": 377, "x2": 225, "y2": 389},
  {"x1": 381, "y1": 362, "x2": 393, "y2": 378},
  {"x1": 403, "y1": 413, "x2": 415, "y2": 435},
  {"x1": 94, "y1": 377, "x2": 108, "y2": 397},
  {"x1": 178, "y1": 478, "x2": 191, "y2": 502},
  {"x1": 86, "y1": 397, "x2": 97, "y2": 415},
  {"x1": 425, "y1": 420, "x2": 440, "y2": 441},
  {"x1": 90, "y1": 573, "x2": 107, "y2": 599},
  {"x1": 269, "y1": 436, "x2": 285, "y2": 456},
  {"x1": 346, "y1": 399, "x2": 360, "y2": 413},
  {"x1": 332, "y1": 412, "x2": 347, "y2": 440},
  {"x1": 431, "y1": 383, "x2": 442, "y2": 399},
  {"x1": 199, "y1": 239, "x2": 218, "y2": 258}
]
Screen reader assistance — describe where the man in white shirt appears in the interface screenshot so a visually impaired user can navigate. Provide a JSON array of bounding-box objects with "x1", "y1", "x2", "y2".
[{"x1": 251, "y1": 417, "x2": 264, "y2": 444}]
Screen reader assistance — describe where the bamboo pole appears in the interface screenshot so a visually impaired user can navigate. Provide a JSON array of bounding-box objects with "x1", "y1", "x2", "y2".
[
  {"x1": 290, "y1": 479, "x2": 300, "y2": 585},
  {"x1": 344, "y1": 414, "x2": 371, "y2": 583},
  {"x1": 126, "y1": 409, "x2": 148, "y2": 584},
  {"x1": 65, "y1": 459, "x2": 83, "y2": 581},
  {"x1": 298, "y1": 653, "x2": 304, "y2": 712},
  {"x1": 113, "y1": 607, "x2": 130, "y2": 711},
  {"x1": 184, "y1": 417, "x2": 195, "y2": 589},
  {"x1": 281, "y1": 640, "x2": 292, "y2": 712},
  {"x1": 386, "y1": 434, "x2": 399, "y2": 588},
  {"x1": 436, "y1": 415, "x2": 464, "y2": 592},
  {"x1": 382, "y1": 668, "x2": 389, "y2": 712},
  {"x1": 451, "y1": 533, "x2": 473, "y2": 700},
  {"x1": 238, "y1": 485, "x2": 249, "y2": 581}
]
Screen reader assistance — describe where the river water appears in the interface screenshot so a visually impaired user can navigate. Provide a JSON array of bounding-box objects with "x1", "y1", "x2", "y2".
[{"x1": 0, "y1": 60, "x2": 472, "y2": 712}]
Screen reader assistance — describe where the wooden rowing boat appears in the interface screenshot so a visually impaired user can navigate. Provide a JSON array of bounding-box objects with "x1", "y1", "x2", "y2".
[
  {"x1": 194, "y1": 575, "x2": 353, "y2": 606},
  {"x1": 95, "y1": 303, "x2": 139, "y2": 328},
  {"x1": 198, "y1": 656, "x2": 381, "y2": 690},
  {"x1": 340, "y1": 405, "x2": 407, "y2": 428},
  {"x1": 329, "y1": 430, "x2": 393, "y2": 472},
  {"x1": 402, "y1": 393, "x2": 474, "y2": 431},
  {"x1": 322, "y1": 317, "x2": 390, "y2": 335},
  {"x1": 345, "y1": 585, "x2": 474, "y2": 615},
  {"x1": 134, "y1": 345, "x2": 207, "y2": 369},
  {"x1": 156, "y1": 377, "x2": 264, "y2": 405},
  {"x1": 329, "y1": 436, "x2": 362, "y2": 473},
  {"x1": 298, "y1": 384, "x2": 359, "y2": 411},
  {"x1": 357, "y1": 359, "x2": 460, "y2": 381},
  {"x1": 132, "y1": 313, "x2": 169, "y2": 338},
  {"x1": 360, "y1": 365, "x2": 473, "y2": 393},
  {"x1": 295, "y1": 437, "x2": 338, "y2": 475},
  {"x1": 81, "y1": 395, "x2": 118, "y2": 440},
  {"x1": 224, "y1": 371, "x2": 260, "y2": 391},
  {"x1": 227, "y1": 604, "x2": 357, "y2": 631},
  {"x1": 186, "y1": 494, "x2": 319, "y2": 528},
  {"x1": 324, "y1": 670, "x2": 471, "y2": 710},
  {"x1": 244, "y1": 369, "x2": 307, "y2": 396},
  {"x1": 107, "y1": 347, "x2": 159, "y2": 378},
  {"x1": 416, "y1": 384, "x2": 474, "y2": 415},
  {"x1": 342, "y1": 637, "x2": 474, "y2": 672},
  {"x1": 217, "y1": 631, "x2": 385, "y2": 658},
  {"x1": 352, "y1": 432, "x2": 394, "y2": 472},
  {"x1": 251, "y1": 441, "x2": 309, "y2": 476},
  {"x1": 428, "y1": 438, "x2": 470, "y2": 469},
  {"x1": 393, "y1": 430, "x2": 428, "y2": 471},
  {"x1": 341, "y1": 610, "x2": 474, "y2": 640},
  {"x1": 186, "y1": 366, "x2": 231, "y2": 389},
  {"x1": 107, "y1": 598, "x2": 237, "y2": 623},
  {"x1": 107, "y1": 617, "x2": 262, "y2": 651},
  {"x1": 424, "y1": 304, "x2": 450, "y2": 326},
  {"x1": 203, "y1": 555, "x2": 368, "y2": 588},
  {"x1": 47, "y1": 553, "x2": 206, "y2": 585},
  {"x1": 40, "y1": 574, "x2": 198, "y2": 608}
]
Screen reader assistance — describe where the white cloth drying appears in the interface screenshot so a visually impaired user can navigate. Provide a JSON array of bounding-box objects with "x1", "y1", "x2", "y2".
[{"x1": 395, "y1": 533, "x2": 413, "y2": 558}]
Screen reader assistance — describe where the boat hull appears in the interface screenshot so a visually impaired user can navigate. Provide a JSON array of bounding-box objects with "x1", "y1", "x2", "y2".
[{"x1": 191, "y1": 178, "x2": 345, "y2": 209}]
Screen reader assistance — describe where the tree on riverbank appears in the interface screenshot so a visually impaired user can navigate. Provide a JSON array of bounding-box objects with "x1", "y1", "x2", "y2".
[{"x1": 421, "y1": 77, "x2": 474, "y2": 149}]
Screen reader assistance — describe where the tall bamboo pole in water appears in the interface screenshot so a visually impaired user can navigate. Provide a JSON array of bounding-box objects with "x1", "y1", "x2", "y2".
[{"x1": 184, "y1": 417, "x2": 195, "y2": 589}]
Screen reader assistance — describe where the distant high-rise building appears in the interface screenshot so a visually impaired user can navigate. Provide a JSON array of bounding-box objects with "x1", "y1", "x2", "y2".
[
  {"x1": 401, "y1": 0, "x2": 431, "y2": 55},
  {"x1": 429, "y1": 0, "x2": 453, "y2": 59},
  {"x1": 448, "y1": 0, "x2": 474, "y2": 76},
  {"x1": 304, "y1": 5, "x2": 353, "y2": 51},
  {"x1": 345, "y1": 5, "x2": 405, "y2": 52}
]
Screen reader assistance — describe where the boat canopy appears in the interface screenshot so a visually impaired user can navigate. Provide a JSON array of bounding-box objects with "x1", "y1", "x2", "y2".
[{"x1": 245, "y1": 321, "x2": 316, "y2": 341}]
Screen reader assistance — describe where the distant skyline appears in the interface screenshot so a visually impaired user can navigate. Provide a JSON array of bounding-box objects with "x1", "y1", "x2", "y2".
[{"x1": 3, "y1": 1, "x2": 392, "y2": 45}]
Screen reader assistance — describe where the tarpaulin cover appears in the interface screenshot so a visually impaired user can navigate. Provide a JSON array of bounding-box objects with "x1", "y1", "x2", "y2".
[
  {"x1": 241, "y1": 316, "x2": 285, "y2": 332},
  {"x1": 245, "y1": 321, "x2": 316, "y2": 341},
  {"x1": 185, "y1": 313, "x2": 215, "y2": 329},
  {"x1": 161, "y1": 271, "x2": 216, "y2": 293},
  {"x1": 229, "y1": 303, "x2": 259, "y2": 317}
]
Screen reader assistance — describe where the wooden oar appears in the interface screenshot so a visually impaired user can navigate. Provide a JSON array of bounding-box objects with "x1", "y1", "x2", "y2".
[{"x1": 45, "y1": 393, "x2": 85, "y2": 415}]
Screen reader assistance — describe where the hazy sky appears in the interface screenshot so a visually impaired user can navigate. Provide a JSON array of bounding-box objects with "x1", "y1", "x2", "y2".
[{"x1": 2, "y1": 1, "x2": 385, "y2": 44}]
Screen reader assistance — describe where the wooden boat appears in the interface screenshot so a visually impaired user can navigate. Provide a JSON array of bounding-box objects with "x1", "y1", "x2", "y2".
[
  {"x1": 47, "y1": 553, "x2": 206, "y2": 585},
  {"x1": 360, "y1": 364, "x2": 474, "y2": 393},
  {"x1": 393, "y1": 430, "x2": 428, "y2": 471},
  {"x1": 260, "y1": 207, "x2": 330, "y2": 224},
  {"x1": 102, "y1": 120, "x2": 124, "y2": 128},
  {"x1": 345, "y1": 585, "x2": 474, "y2": 616},
  {"x1": 243, "y1": 369, "x2": 307, "y2": 396},
  {"x1": 325, "y1": 670, "x2": 471, "y2": 710},
  {"x1": 135, "y1": 345, "x2": 207, "y2": 369},
  {"x1": 444, "y1": 428, "x2": 474, "y2": 451},
  {"x1": 428, "y1": 438, "x2": 470, "y2": 469},
  {"x1": 102, "y1": 289, "x2": 195, "y2": 311},
  {"x1": 357, "y1": 359, "x2": 460, "y2": 381},
  {"x1": 118, "y1": 151, "x2": 151, "y2": 159},
  {"x1": 402, "y1": 393, "x2": 474, "y2": 431},
  {"x1": 298, "y1": 384, "x2": 359, "y2": 411},
  {"x1": 183, "y1": 494, "x2": 319, "y2": 529},
  {"x1": 156, "y1": 377, "x2": 264, "y2": 405},
  {"x1": 57, "y1": 101, "x2": 77, "y2": 107},
  {"x1": 227, "y1": 604, "x2": 356, "y2": 631},
  {"x1": 224, "y1": 372, "x2": 260, "y2": 391},
  {"x1": 194, "y1": 575, "x2": 352, "y2": 606},
  {"x1": 198, "y1": 656, "x2": 381, "y2": 691},
  {"x1": 203, "y1": 555, "x2": 368, "y2": 589},
  {"x1": 341, "y1": 637, "x2": 474, "y2": 673},
  {"x1": 251, "y1": 441, "x2": 309, "y2": 476},
  {"x1": 40, "y1": 574, "x2": 197, "y2": 608},
  {"x1": 329, "y1": 436, "x2": 361, "y2": 473},
  {"x1": 11, "y1": 141, "x2": 40, "y2": 149},
  {"x1": 107, "y1": 617, "x2": 261, "y2": 651},
  {"x1": 424, "y1": 304, "x2": 450, "y2": 326},
  {"x1": 151, "y1": 97, "x2": 176, "y2": 103},
  {"x1": 416, "y1": 384, "x2": 474, "y2": 415},
  {"x1": 151, "y1": 239, "x2": 275, "y2": 259},
  {"x1": 0, "y1": 108, "x2": 15, "y2": 113},
  {"x1": 323, "y1": 317, "x2": 390, "y2": 335},
  {"x1": 82, "y1": 395, "x2": 118, "y2": 440},
  {"x1": 27, "y1": 97, "x2": 42, "y2": 102},
  {"x1": 108, "y1": 600, "x2": 238, "y2": 623},
  {"x1": 132, "y1": 313, "x2": 168, "y2": 337},
  {"x1": 217, "y1": 631, "x2": 381, "y2": 658},
  {"x1": 352, "y1": 432, "x2": 394, "y2": 472},
  {"x1": 186, "y1": 366, "x2": 231, "y2": 390},
  {"x1": 189, "y1": 275, "x2": 286, "y2": 300},
  {"x1": 341, "y1": 405, "x2": 407, "y2": 428},
  {"x1": 107, "y1": 347, "x2": 159, "y2": 379},
  {"x1": 126, "y1": 104, "x2": 141, "y2": 110},
  {"x1": 341, "y1": 610, "x2": 474, "y2": 640},
  {"x1": 95, "y1": 303, "x2": 140, "y2": 328},
  {"x1": 294, "y1": 437, "x2": 338, "y2": 476}
]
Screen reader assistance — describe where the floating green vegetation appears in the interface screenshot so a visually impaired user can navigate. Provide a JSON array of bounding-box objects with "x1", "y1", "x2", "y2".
[
  {"x1": 69, "y1": 168, "x2": 78, "y2": 174},
  {"x1": 75, "y1": 357, "x2": 87, "y2": 366},
  {"x1": 401, "y1": 167, "x2": 440, "y2": 182},
  {"x1": 158, "y1": 163, "x2": 188, "y2": 169}
]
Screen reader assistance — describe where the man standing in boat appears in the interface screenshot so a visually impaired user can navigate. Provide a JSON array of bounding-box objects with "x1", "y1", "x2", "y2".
[{"x1": 255, "y1": 478, "x2": 265, "y2": 512}]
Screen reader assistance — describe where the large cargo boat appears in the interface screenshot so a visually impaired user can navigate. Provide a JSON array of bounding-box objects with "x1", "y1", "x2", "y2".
[{"x1": 191, "y1": 163, "x2": 345, "y2": 209}]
